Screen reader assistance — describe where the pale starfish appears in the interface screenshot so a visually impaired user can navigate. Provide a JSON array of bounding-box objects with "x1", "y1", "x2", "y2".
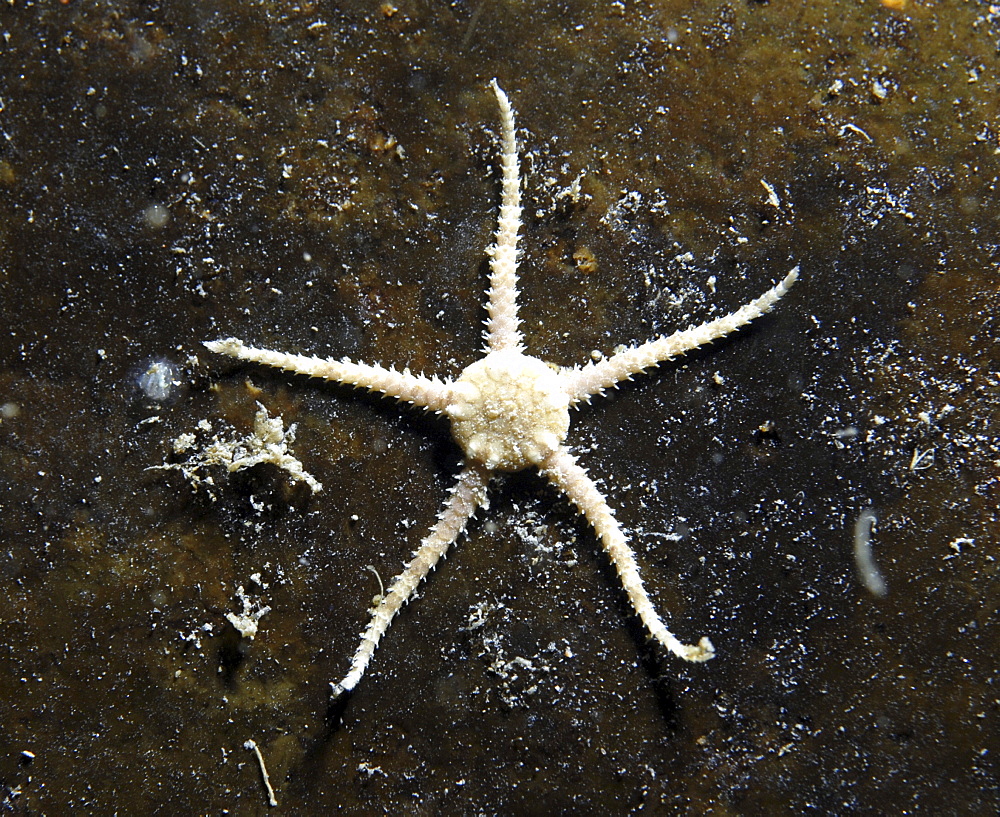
[{"x1": 205, "y1": 81, "x2": 798, "y2": 701}]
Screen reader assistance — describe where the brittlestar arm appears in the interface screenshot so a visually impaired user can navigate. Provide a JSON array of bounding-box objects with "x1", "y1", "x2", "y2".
[
  {"x1": 330, "y1": 461, "x2": 493, "y2": 700},
  {"x1": 540, "y1": 447, "x2": 715, "y2": 663},
  {"x1": 483, "y1": 80, "x2": 525, "y2": 353},
  {"x1": 563, "y1": 267, "x2": 799, "y2": 405},
  {"x1": 204, "y1": 338, "x2": 453, "y2": 413}
]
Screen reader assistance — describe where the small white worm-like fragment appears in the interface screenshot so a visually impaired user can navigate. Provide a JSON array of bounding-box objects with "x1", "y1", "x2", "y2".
[
  {"x1": 244, "y1": 739, "x2": 278, "y2": 807},
  {"x1": 853, "y1": 508, "x2": 888, "y2": 598}
]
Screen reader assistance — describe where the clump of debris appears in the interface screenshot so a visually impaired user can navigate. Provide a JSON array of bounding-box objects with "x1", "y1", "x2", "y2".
[
  {"x1": 225, "y1": 583, "x2": 272, "y2": 641},
  {"x1": 150, "y1": 402, "x2": 323, "y2": 498}
]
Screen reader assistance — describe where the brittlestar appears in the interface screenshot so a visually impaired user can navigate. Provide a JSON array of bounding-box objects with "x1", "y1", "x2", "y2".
[{"x1": 206, "y1": 81, "x2": 798, "y2": 702}]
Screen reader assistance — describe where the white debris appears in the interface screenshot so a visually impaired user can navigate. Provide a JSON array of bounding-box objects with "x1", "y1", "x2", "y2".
[
  {"x1": 761, "y1": 178, "x2": 781, "y2": 208},
  {"x1": 229, "y1": 404, "x2": 323, "y2": 492},
  {"x1": 150, "y1": 402, "x2": 322, "y2": 495},
  {"x1": 226, "y1": 585, "x2": 271, "y2": 640}
]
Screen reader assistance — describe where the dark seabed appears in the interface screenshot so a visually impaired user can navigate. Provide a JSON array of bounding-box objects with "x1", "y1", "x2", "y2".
[{"x1": 1, "y1": 1, "x2": 997, "y2": 813}]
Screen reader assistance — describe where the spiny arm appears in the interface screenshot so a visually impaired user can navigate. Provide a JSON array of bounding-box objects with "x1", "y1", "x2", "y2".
[
  {"x1": 564, "y1": 267, "x2": 798, "y2": 405},
  {"x1": 331, "y1": 461, "x2": 492, "y2": 699},
  {"x1": 541, "y1": 447, "x2": 714, "y2": 663},
  {"x1": 483, "y1": 80, "x2": 525, "y2": 353},
  {"x1": 204, "y1": 338, "x2": 453, "y2": 413}
]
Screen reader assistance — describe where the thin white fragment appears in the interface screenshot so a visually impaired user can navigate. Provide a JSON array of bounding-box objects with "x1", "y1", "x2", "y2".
[
  {"x1": 244, "y1": 739, "x2": 278, "y2": 807},
  {"x1": 909, "y1": 447, "x2": 935, "y2": 471},
  {"x1": 761, "y1": 179, "x2": 780, "y2": 208},
  {"x1": 853, "y1": 508, "x2": 887, "y2": 597},
  {"x1": 839, "y1": 122, "x2": 874, "y2": 143},
  {"x1": 365, "y1": 564, "x2": 385, "y2": 604}
]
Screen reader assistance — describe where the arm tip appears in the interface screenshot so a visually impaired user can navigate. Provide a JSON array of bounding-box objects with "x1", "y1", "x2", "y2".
[{"x1": 204, "y1": 338, "x2": 244, "y2": 357}]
